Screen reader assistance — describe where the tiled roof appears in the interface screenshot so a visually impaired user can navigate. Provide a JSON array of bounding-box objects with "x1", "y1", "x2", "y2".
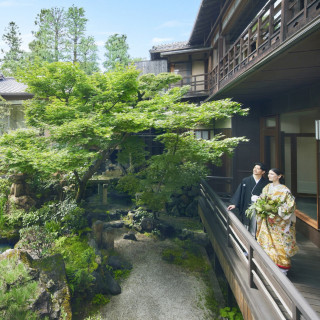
[
  {"x1": 0, "y1": 76, "x2": 29, "y2": 95},
  {"x1": 149, "y1": 41, "x2": 191, "y2": 53}
]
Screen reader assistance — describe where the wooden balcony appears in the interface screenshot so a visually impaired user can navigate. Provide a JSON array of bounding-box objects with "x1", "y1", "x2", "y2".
[
  {"x1": 172, "y1": 0, "x2": 320, "y2": 99},
  {"x1": 199, "y1": 178, "x2": 320, "y2": 320},
  {"x1": 168, "y1": 73, "x2": 209, "y2": 99}
]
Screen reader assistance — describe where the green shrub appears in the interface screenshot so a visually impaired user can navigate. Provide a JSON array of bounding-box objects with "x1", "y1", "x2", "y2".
[
  {"x1": 220, "y1": 307, "x2": 243, "y2": 320},
  {"x1": 52, "y1": 235, "x2": 98, "y2": 297},
  {"x1": 106, "y1": 265, "x2": 131, "y2": 282},
  {"x1": 4, "y1": 202, "x2": 25, "y2": 229},
  {"x1": 92, "y1": 293, "x2": 110, "y2": 305},
  {"x1": 22, "y1": 203, "x2": 53, "y2": 227},
  {"x1": 18, "y1": 226, "x2": 56, "y2": 258},
  {"x1": 162, "y1": 239, "x2": 208, "y2": 273},
  {"x1": 84, "y1": 313, "x2": 102, "y2": 320},
  {"x1": 0, "y1": 254, "x2": 39, "y2": 320},
  {"x1": 22, "y1": 198, "x2": 88, "y2": 235}
]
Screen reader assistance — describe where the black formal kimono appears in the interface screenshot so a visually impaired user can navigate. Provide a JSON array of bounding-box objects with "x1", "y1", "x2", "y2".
[{"x1": 230, "y1": 175, "x2": 268, "y2": 227}]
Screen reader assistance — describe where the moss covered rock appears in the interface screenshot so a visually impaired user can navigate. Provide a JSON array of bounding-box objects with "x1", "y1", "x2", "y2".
[{"x1": 0, "y1": 249, "x2": 72, "y2": 319}]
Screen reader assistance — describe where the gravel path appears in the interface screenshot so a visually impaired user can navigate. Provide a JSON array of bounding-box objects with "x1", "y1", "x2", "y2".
[{"x1": 100, "y1": 232, "x2": 214, "y2": 320}]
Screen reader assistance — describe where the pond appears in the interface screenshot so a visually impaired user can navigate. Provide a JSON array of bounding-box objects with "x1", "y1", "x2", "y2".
[{"x1": 0, "y1": 243, "x2": 13, "y2": 254}]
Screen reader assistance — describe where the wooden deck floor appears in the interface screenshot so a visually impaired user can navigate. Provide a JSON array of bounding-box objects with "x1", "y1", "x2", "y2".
[{"x1": 290, "y1": 232, "x2": 320, "y2": 317}]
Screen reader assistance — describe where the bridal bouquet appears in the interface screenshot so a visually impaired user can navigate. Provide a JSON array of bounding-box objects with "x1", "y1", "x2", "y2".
[{"x1": 246, "y1": 196, "x2": 281, "y2": 219}]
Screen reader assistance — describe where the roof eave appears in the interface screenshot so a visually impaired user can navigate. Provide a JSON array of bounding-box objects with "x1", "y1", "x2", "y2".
[{"x1": 160, "y1": 46, "x2": 212, "y2": 57}]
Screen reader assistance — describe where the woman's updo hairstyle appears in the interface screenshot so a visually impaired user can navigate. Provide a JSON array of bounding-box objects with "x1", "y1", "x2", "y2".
[{"x1": 270, "y1": 168, "x2": 285, "y2": 184}]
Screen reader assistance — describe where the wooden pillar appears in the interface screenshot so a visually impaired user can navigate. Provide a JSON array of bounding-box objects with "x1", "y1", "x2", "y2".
[
  {"x1": 217, "y1": 36, "x2": 224, "y2": 89},
  {"x1": 102, "y1": 183, "x2": 108, "y2": 205}
]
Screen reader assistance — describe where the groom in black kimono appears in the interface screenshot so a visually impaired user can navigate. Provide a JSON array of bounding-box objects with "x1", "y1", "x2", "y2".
[{"x1": 227, "y1": 162, "x2": 268, "y2": 236}]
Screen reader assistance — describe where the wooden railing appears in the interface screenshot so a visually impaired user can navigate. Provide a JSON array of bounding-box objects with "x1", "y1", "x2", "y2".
[
  {"x1": 168, "y1": 73, "x2": 208, "y2": 97},
  {"x1": 173, "y1": 0, "x2": 320, "y2": 98},
  {"x1": 199, "y1": 178, "x2": 319, "y2": 320}
]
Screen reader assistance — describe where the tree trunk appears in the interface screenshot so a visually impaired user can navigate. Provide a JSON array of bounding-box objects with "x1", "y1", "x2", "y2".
[
  {"x1": 74, "y1": 134, "x2": 128, "y2": 203},
  {"x1": 75, "y1": 149, "x2": 110, "y2": 203}
]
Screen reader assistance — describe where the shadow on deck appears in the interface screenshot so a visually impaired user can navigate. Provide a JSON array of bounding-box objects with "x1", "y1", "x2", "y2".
[{"x1": 291, "y1": 233, "x2": 320, "y2": 316}]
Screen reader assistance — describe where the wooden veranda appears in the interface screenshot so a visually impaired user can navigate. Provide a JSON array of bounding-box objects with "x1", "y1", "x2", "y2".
[{"x1": 199, "y1": 179, "x2": 320, "y2": 320}]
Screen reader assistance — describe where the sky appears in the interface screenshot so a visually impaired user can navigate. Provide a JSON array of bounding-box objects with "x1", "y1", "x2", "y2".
[{"x1": 0, "y1": 0, "x2": 202, "y2": 64}]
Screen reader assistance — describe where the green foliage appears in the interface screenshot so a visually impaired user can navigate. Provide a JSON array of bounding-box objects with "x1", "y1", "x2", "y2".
[
  {"x1": 18, "y1": 225, "x2": 56, "y2": 258},
  {"x1": 162, "y1": 239, "x2": 209, "y2": 273},
  {"x1": 51, "y1": 235, "x2": 98, "y2": 297},
  {"x1": 116, "y1": 136, "x2": 149, "y2": 173},
  {"x1": 138, "y1": 72, "x2": 182, "y2": 99},
  {"x1": 107, "y1": 266, "x2": 131, "y2": 282},
  {"x1": 92, "y1": 294, "x2": 110, "y2": 305},
  {"x1": 0, "y1": 178, "x2": 10, "y2": 218},
  {"x1": 0, "y1": 178, "x2": 11, "y2": 196},
  {"x1": 104, "y1": 34, "x2": 130, "y2": 71},
  {"x1": 4, "y1": 203, "x2": 24, "y2": 229},
  {"x1": 220, "y1": 307, "x2": 244, "y2": 320},
  {"x1": 65, "y1": 5, "x2": 87, "y2": 63},
  {"x1": 22, "y1": 198, "x2": 87, "y2": 234},
  {"x1": 78, "y1": 36, "x2": 99, "y2": 74},
  {"x1": 0, "y1": 98, "x2": 12, "y2": 134},
  {"x1": 84, "y1": 313, "x2": 102, "y2": 320},
  {"x1": 204, "y1": 286, "x2": 219, "y2": 316},
  {"x1": 29, "y1": 5, "x2": 97, "y2": 71},
  {"x1": 0, "y1": 21, "x2": 27, "y2": 76},
  {"x1": 6, "y1": 62, "x2": 247, "y2": 206},
  {"x1": 0, "y1": 254, "x2": 39, "y2": 320}
]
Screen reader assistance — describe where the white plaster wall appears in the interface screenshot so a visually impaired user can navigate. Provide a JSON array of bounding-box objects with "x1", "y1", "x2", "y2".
[{"x1": 297, "y1": 137, "x2": 317, "y2": 194}]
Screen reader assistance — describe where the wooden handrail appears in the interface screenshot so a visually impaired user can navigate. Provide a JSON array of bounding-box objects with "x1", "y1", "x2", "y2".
[{"x1": 200, "y1": 178, "x2": 320, "y2": 320}]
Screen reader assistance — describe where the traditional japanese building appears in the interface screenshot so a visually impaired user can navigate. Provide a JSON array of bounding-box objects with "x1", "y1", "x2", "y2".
[
  {"x1": 147, "y1": 1, "x2": 320, "y2": 318},
  {"x1": 149, "y1": 0, "x2": 320, "y2": 244},
  {"x1": 0, "y1": 74, "x2": 32, "y2": 132}
]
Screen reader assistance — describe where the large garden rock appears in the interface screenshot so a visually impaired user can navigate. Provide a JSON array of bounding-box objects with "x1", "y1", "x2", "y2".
[
  {"x1": 157, "y1": 222, "x2": 176, "y2": 238},
  {"x1": 107, "y1": 255, "x2": 132, "y2": 270},
  {"x1": 8, "y1": 173, "x2": 37, "y2": 211},
  {"x1": 101, "y1": 227, "x2": 115, "y2": 250},
  {"x1": 140, "y1": 217, "x2": 154, "y2": 232},
  {"x1": 9, "y1": 195, "x2": 36, "y2": 211},
  {"x1": 91, "y1": 267, "x2": 121, "y2": 295},
  {"x1": 92, "y1": 220, "x2": 119, "y2": 250},
  {"x1": 185, "y1": 199, "x2": 199, "y2": 217},
  {"x1": 123, "y1": 232, "x2": 137, "y2": 241},
  {"x1": 0, "y1": 249, "x2": 71, "y2": 319}
]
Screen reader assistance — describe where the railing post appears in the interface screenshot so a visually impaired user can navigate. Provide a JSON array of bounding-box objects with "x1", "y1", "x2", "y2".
[
  {"x1": 304, "y1": 0, "x2": 308, "y2": 21},
  {"x1": 269, "y1": 1, "x2": 275, "y2": 46},
  {"x1": 257, "y1": 16, "x2": 262, "y2": 49},
  {"x1": 248, "y1": 27, "x2": 252, "y2": 55},
  {"x1": 227, "y1": 215, "x2": 232, "y2": 247},
  {"x1": 248, "y1": 245, "x2": 255, "y2": 288},
  {"x1": 280, "y1": 0, "x2": 289, "y2": 42},
  {"x1": 292, "y1": 305, "x2": 300, "y2": 320}
]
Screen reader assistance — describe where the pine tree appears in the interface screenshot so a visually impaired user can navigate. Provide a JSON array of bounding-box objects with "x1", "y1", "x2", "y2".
[
  {"x1": 30, "y1": 7, "x2": 67, "y2": 62},
  {"x1": 103, "y1": 34, "x2": 131, "y2": 71},
  {"x1": 65, "y1": 5, "x2": 87, "y2": 64},
  {"x1": 0, "y1": 22, "x2": 25, "y2": 76}
]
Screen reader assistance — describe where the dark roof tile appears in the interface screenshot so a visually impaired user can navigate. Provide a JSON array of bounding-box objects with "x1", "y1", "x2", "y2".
[{"x1": 0, "y1": 77, "x2": 29, "y2": 95}]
